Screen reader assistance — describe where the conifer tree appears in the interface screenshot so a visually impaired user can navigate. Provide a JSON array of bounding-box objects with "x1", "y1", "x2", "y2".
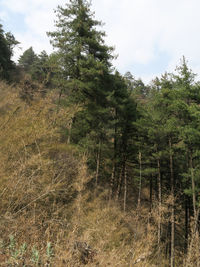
[
  {"x1": 172, "y1": 58, "x2": 200, "y2": 253},
  {"x1": 0, "y1": 24, "x2": 18, "y2": 80},
  {"x1": 18, "y1": 47, "x2": 38, "y2": 72},
  {"x1": 48, "y1": 0, "x2": 114, "y2": 103},
  {"x1": 48, "y1": 0, "x2": 116, "y2": 186},
  {"x1": 30, "y1": 50, "x2": 50, "y2": 85},
  {"x1": 109, "y1": 72, "x2": 137, "y2": 201}
]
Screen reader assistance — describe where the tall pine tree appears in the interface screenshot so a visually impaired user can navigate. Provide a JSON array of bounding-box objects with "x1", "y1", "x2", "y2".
[{"x1": 48, "y1": 0, "x2": 116, "y2": 185}]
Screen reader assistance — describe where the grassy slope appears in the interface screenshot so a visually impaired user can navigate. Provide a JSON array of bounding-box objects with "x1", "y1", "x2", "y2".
[{"x1": 0, "y1": 81, "x2": 196, "y2": 266}]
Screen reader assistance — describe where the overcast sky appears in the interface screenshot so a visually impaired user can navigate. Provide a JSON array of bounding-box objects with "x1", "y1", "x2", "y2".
[{"x1": 1, "y1": 0, "x2": 200, "y2": 83}]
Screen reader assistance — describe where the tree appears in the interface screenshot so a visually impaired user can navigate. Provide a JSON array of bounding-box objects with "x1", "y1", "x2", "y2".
[
  {"x1": 48, "y1": 0, "x2": 114, "y2": 103},
  {"x1": 48, "y1": 0, "x2": 116, "y2": 186},
  {"x1": 30, "y1": 50, "x2": 51, "y2": 85},
  {"x1": 18, "y1": 47, "x2": 37, "y2": 72},
  {"x1": 0, "y1": 24, "x2": 18, "y2": 80},
  {"x1": 172, "y1": 58, "x2": 200, "y2": 257},
  {"x1": 109, "y1": 72, "x2": 137, "y2": 204}
]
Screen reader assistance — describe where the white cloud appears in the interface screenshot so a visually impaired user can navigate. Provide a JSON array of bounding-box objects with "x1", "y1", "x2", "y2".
[
  {"x1": 93, "y1": 0, "x2": 200, "y2": 80},
  {"x1": 1, "y1": 0, "x2": 61, "y2": 14},
  {"x1": 2, "y1": 0, "x2": 66, "y2": 60},
  {"x1": 93, "y1": 0, "x2": 162, "y2": 69},
  {"x1": 0, "y1": 10, "x2": 9, "y2": 21},
  {"x1": 2, "y1": 0, "x2": 200, "y2": 82}
]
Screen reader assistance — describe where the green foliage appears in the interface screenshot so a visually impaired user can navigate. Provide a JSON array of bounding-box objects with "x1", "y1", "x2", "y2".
[
  {"x1": 8, "y1": 235, "x2": 16, "y2": 253},
  {"x1": 0, "y1": 24, "x2": 18, "y2": 80},
  {"x1": 30, "y1": 50, "x2": 51, "y2": 84},
  {"x1": 18, "y1": 46, "x2": 38, "y2": 72},
  {"x1": 46, "y1": 242, "x2": 54, "y2": 259},
  {"x1": 31, "y1": 246, "x2": 40, "y2": 265},
  {"x1": 2, "y1": 1, "x2": 200, "y2": 264},
  {"x1": 47, "y1": 0, "x2": 117, "y2": 183},
  {"x1": 47, "y1": 0, "x2": 114, "y2": 104}
]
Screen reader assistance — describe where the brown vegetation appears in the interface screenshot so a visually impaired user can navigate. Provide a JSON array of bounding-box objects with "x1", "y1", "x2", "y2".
[{"x1": 0, "y1": 81, "x2": 199, "y2": 266}]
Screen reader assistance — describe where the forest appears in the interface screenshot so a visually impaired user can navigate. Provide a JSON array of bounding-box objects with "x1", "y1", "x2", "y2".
[{"x1": 0, "y1": 0, "x2": 200, "y2": 266}]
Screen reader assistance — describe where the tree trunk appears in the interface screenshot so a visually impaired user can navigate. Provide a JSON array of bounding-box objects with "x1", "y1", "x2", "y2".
[
  {"x1": 149, "y1": 173, "x2": 153, "y2": 212},
  {"x1": 169, "y1": 137, "x2": 175, "y2": 267},
  {"x1": 67, "y1": 118, "x2": 72, "y2": 144},
  {"x1": 116, "y1": 167, "x2": 123, "y2": 201},
  {"x1": 95, "y1": 141, "x2": 101, "y2": 188},
  {"x1": 110, "y1": 109, "x2": 117, "y2": 201},
  {"x1": 189, "y1": 150, "x2": 200, "y2": 267},
  {"x1": 157, "y1": 157, "x2": 162, "y2": 254},
  {"x1": 185, "y1": 197, "x2": 189, "y2": 252},
  {"x1": 123, "y1": 163, "x2": 127, "y2": 212},
  {"x1": 137, "y1": 151, "x2": 142, "y2": 209},
  {"x1": 190, "y1": 150, "x2": 196, "y2": 219},
  {"x1": 192, "y1": 162, "x2": 200, "y2": 267}
]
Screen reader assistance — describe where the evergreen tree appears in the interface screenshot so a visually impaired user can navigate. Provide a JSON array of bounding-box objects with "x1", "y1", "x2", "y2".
[
  {"x1": 18, "y1": 47, "x2": 37, "y2": 72},
  {"x1": 0, "y1": 24, "x2": 18, "y2": 80},
  {"x1": 30, "y1": 50, "x2": 51, "y2": 85},
  {"x1": 48, "y1": 0, "x2": 116, "y2": 184},
  {"x1": 109, "y1": 71, "x2": 138, "y2": 202},
  {"x1": 172, "y1": 58, "x2": 200, "y2": 250},
  {"x1": 48, "y1": 0, "x2": 114, "y2": 102}
]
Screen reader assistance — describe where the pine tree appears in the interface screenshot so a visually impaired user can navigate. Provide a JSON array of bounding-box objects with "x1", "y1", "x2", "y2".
[
  {"x1": 30, "y1": 50, "x2": 50, "y2": 85},
  {"x1": 48, "y1": 0, "x2": 116, "y2": 187},
  {"x1": 48, "y1": 0, "x2": 114, "y2": 103},
  {"x1": 109, "y1": 72, "x2": 137, "y2": 201},
  {"x1": 18, "y1": 47, "x2": 38, "y2": 72},
  {"x1": 0, "y1": 24, "x2": 18, "y2": 80},
  {"x1": 172, "y1": 58, "x2": 200, "y2": 255}
]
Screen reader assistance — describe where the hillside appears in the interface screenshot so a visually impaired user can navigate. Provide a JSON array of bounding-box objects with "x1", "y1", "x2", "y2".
[
  {"x1": 1, "y1": 1, "x2": 200, "y2": 266},
  {"x1": 0, "y1": 80, "x2": 198, "y2": 266},
  {"x1": 0, "y1": 81, "x2": 158, "y2": 266}
]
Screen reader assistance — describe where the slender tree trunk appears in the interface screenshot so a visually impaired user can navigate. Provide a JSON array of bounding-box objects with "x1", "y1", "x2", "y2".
[
  {"x1": 109, "y1": 164, "x2": 115, "y2": 201},
  {"x1": 185, "y1": 197, "x2": 189, "y2": 252},
  {"x1": 157, "y1": 156, "x2": 162, "y2": 253},
  {"x1": 116, "y1": 167, "x2": 123, "y2": 201},
  {"x1": 67, "y1": 118, "x2": 72, "y2": 144},
  {"x1": 110, "y1": 109, "x2": 117, "y2": 201},
  {"x1": 169, "y1": 137, "x2": 175, "y2": 267},
  {"x1": 95, "y1": 141, "x2": 101, "y2": 188},
  {"x1": 190, "y1": 150, "x2": 200, "y2": 267},
  {"x1": 185, "y1": 152, "x2": 190, "y2": 252},
  {"x1": 190, "y1": 150, "x2": 196, "y2": 219},
  {"x1": 137, "y1": 151, "x2": 142, "y2": 209},
  {"x1": 149, "y1": 173, "x2": 153, "y2": 212},
  {"x1": 123, "y1": 163, "x2": 127, "y2": 212}
]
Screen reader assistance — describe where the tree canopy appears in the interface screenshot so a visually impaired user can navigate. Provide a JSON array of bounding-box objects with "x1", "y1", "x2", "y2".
[{"x1": 0, "y1": 24, "x2": 19, "y2": 80}]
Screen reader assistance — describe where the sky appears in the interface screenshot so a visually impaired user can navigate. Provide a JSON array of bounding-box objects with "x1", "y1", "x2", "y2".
[{"x1": 1, "y1": 0, "x2": 200, "y2": 83}]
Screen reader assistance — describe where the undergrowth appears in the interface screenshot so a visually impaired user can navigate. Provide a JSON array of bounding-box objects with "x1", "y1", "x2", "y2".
[{"x1": 0, "y1": 81, "x2": 199, "y2": 266}]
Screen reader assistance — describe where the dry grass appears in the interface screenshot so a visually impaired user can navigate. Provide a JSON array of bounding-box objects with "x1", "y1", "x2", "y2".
[{"x1": 0, "y1": 81, "x2": 194, "y2": 266}]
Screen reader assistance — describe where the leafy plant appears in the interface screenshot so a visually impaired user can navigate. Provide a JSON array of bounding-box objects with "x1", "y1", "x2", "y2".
[
  {"x1": 46, "y1": 242, "x2": 54, "y2": 261},
  {"x1": 31, "y1": 246, "x2": 40, "y2": 265}
]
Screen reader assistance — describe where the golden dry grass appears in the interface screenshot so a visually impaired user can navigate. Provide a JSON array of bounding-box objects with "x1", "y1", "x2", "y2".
[{"x1": 0, "y1": 81, "x2": 198, "y2": 266}]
